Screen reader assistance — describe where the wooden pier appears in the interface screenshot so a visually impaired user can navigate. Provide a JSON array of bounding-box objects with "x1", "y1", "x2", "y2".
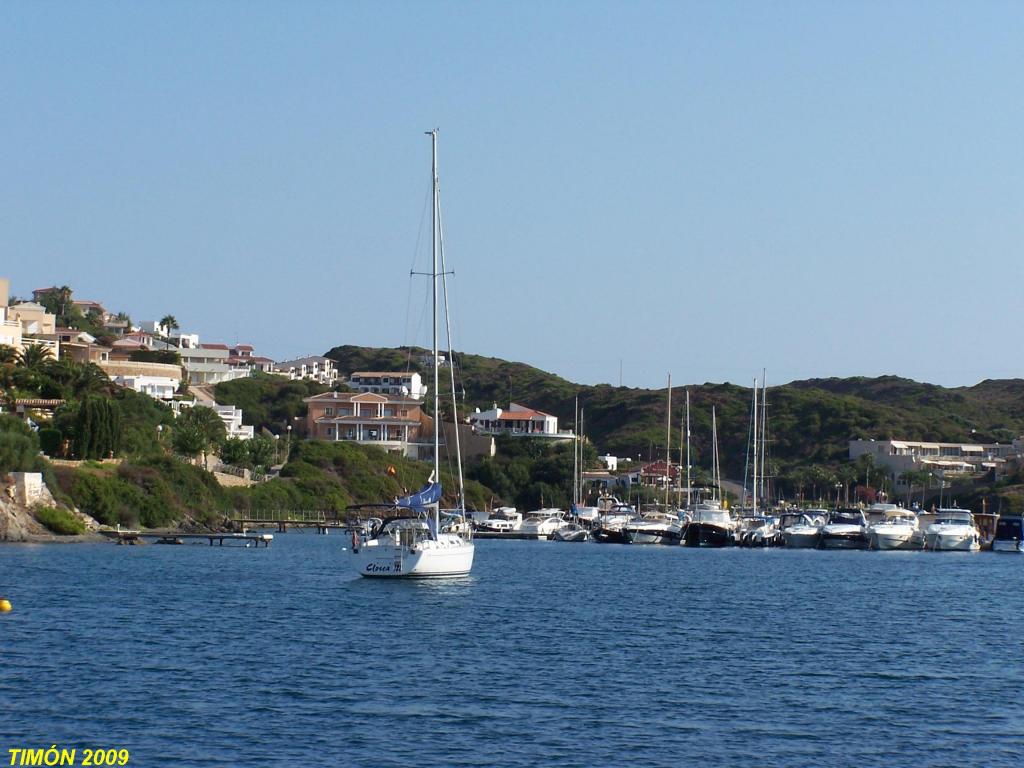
[
  {"x1": 101, "y1": 530, "x2": 274, "y2": 547},
  {"x1": 227, "y1": 509, "x2": 347, "y2": 534}
]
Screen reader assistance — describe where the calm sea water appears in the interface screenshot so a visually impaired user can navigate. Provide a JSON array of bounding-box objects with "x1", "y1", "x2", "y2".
[{"x1": 1, "y1": 536, "x2": 1022, "y2": 767}]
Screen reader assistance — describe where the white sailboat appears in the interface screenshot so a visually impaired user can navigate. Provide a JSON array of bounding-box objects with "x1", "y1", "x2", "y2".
[{"x1": 350, "y1": 130, "x2": 475, "y2": 579}]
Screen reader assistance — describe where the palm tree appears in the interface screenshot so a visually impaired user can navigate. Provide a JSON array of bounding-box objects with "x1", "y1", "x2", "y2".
[
  {"x1": 175, "y1": 405, "x2": 227, "y2": 468},
  {"x1": 17, "y1": 343, "x2": 54, "y2": 371},
  {"x1": 0, "y1": 345, "x2": 17, "y2": 365},
  {"x1": 160, "y1": 315, "x2": 180, "y2": 345}
]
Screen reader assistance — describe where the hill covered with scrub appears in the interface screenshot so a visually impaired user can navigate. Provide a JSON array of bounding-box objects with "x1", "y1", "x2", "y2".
[{"x1": 325, "y1": 345, "x2": 1024, "y2": 479}]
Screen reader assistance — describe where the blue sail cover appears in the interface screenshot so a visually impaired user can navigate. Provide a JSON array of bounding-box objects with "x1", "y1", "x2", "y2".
[{"x1": 395, "y1": 481, "x2": 442, "y2": 512}]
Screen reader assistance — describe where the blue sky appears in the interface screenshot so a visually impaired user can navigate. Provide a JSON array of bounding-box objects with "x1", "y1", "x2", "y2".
[{"x1": 2, "y1": 1, "x2": 1022, "y2": 389}]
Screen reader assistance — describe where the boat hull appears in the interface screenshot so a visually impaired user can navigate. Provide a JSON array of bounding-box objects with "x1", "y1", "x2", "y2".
[
  {"x1": 782, "y1": 529, "x2": 820, "y2": 549},
  {"x1": 992, "y1": 539, "x2": 1024, "y2": 553},
  {"x1": 551, "y1": 530, "x2": 589, "y2": 542},
  {"x1": 623, "y1": 527, "x2": 682, "y2": 545},
  {"x1": 352, "y1": 536, "x2": 475, "y2": 578},
  {"x1": 925, "y1": 531, "x2": 980, "y2": 552},
  {"x1": 869, "y1": 528, "x2": 918, "y2": 551},
  {"x1": 683, "y1": 523, "x2": 732, "y2": 547},
  {"x1": 592, "y1": 526, "x2": 629, "y2": 544}
]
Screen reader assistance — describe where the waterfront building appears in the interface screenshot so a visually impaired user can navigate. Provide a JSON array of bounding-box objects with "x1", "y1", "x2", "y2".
[
  {"x1": 180, "y1": 344, "x2": 249, "y2": 386},
  {"x1": 348, "y1": 371, "x2": 427, "y2": 400},
  {"x1": 303, "y1": 390, "x2": 429, "y2": 458},
  {"x1": 849, "y1": 438, "x2": 1019, "y2": 481},
  {"x1": 7, "y1": 301, "x2": 56, "y2": 336},
  {"x1": 99, "y1": 360, "x2": 182, "y2": 401},
  {"x1": 274, "y1": 355, "x2": 338, "y2": 385},
  {"x1": 468, "y1": 402, "x2": 573, "y2": 441}
]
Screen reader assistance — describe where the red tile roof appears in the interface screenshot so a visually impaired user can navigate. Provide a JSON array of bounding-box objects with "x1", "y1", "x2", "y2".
[{"x1": 200, "y1": 343, "x2": 229, "y2": 350}]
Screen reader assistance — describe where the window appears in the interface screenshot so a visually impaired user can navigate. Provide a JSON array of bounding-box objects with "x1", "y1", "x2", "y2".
[{"x1": 325, "y1": 407, "x2": 334, "y2": 416}]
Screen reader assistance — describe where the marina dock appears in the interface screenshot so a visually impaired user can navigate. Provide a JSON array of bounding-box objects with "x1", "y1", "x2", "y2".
[{"x1": 101, "y1": 531, "x2": 274, "y2": 547}]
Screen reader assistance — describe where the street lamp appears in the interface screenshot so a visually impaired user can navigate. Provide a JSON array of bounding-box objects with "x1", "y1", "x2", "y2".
[{"x1": 285, "y1": 424, "x2": 292, "y2": 463}]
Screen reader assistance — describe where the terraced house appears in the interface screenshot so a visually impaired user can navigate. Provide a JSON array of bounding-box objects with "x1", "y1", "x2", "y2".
[{"x1": 303, "y1": 391, "x2": 431, "y2": 459}]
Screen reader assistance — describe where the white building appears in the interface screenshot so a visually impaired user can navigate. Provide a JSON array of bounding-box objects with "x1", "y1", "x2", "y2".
[
  {"x1": 348, "y1": 371, "x2": 427, "y2": 400},
  {"x1": 274, "y1": 356, "x2": 338, "y2": 385},
  {"x1": 469, "y1": 402, "x2": 573, "y2": 441},
  {"x1": 599, "y1": 455, "x2": 620, "y2": 471},
  {"x1": 849, "y1": 438, "x2": 1018, "y2": 481},
  {"x1": 0, "y1": 278, "x2": 22, "y2": 351},
  {"x1": 180, "y1": 345, "x2": 248, "y2": 386},
  {"x1": 215, "y1": 404, "x2": 255, "y2": 440}
]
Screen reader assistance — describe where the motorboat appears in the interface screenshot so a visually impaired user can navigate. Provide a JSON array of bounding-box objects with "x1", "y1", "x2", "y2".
[
  {"x1": 622, "y1": 510, "x2": 683, "y2": 545},
  {"x1": 519, "y1": 510, "x2": 567, "y2": 539},
  {"x1": 780, "y1": 509, "x2": 826, "y2": 549},
  {"x1": 819, "y1": 508, "x2": 868, "y2": 549},
  {"x1": 867, "y1": 506, "x2": 920, "y2": 551},
  {"x1": 575, "y1": 495, "x2": 622, "y2": 526},
  {"x1": 992, "y1": 516, "x2": 1024, "y2": 553},
  {"x1": 551, "y1": 522, "x2": 590, "y2": 542},
  {"x1": 738, "y1": 515, "x2": 780, "y2": 547},
  {"x1": 591, "y1": 502, "x2": 638, "y2": 544},
  {"x1": 476, "y1": 507, "x2": 522, "y2": 533},
  {"x1": 923, "y1": 508, "x2": 981, "y2": 552},
  {"x1": 682, "y1": 502, "x2": 734, "y2": 547}
]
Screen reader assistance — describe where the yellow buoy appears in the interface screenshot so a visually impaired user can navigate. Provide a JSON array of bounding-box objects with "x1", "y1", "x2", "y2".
[{"x1": 0, "y1": 599, "x2": 11, "y2": 613}]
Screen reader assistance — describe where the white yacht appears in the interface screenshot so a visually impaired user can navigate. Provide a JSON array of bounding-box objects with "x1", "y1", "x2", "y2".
[
  {"x1": 622, "y1": 510, "x2": 684, "y2": 545},
  {"x1": 351, "y1": 512, "x2": 473, "y2": 578},
  {"x1": 780, "y1": 509, "x2": 827, "y2": 549},
  {"x1": 923, "y1": 508, "x2": 981, "y2": 552},
  {"x1": 477, "y1": 508, "x2": 522, "y2": 533},
  {"x1": 519, "y1": 511, "x2": 567, "y2": 539},
  {"x1": 866, "y1": 505, "x2": 920, "y2": 551},
  {"x1": 992, "y1": 516, "x2": 1024, "y2": 553},
  {"x1": 350, "y1": 130, "x2": 474, "y2": 579},
  {"x1": 819, "y1": 509, "x2": 868, "y2": 549}
]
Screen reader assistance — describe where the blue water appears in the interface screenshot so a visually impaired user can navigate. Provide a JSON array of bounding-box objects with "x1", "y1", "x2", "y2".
[{"x1": 1, "y1": 537, "x2": 1022, "y2": 767}]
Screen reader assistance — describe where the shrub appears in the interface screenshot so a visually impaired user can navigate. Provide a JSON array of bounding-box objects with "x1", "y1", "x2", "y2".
[
  {"x1": 0, "y1": 431, "x2": 40, "y2": 474},
  {"x1": 34, "y1": 506, "x2": 86, "y2": 535}
]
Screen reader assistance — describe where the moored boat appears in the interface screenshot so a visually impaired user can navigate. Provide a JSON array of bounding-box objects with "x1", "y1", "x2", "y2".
[
  {"x1": 780, "y1": 509, "x2": 826, "y2": 549},
  {"x1": 622, "y1": 510, "x2": 683, "y2": 545},
  {"x1": 866, "y1": 505, "x2": 920, "y2": 551},
  {"x1": 992, "y1": 516, "x2": 1024, "y2": 553},
  {"x1": 819, "y1": 508, "x2": 868, "y2": 550},
  {"x1": 551, "y1": 522, "x2": 590, "y2": 542},
  {"x1": 682, "y1": 502, "x2": 734, "y2": 547},
  {"x1": 923, "y1": 508, "x2": 981, "y2": 552}
]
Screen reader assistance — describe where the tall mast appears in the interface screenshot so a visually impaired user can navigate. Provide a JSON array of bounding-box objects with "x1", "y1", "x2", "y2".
[
  {"x1": 752, "y1": 378, "x2": 759, "y2": 513},
  {"x1": 759, "y1": 372, "x2": 768, "y2": 508},
  {"x1": 579, "y1": 406, "x2": 585, "y2": 505},
  {"x1": 573, "y1": 396, "x2": 579, "y2": 507},
  {"x1": 429, "y1": 129, "x2": 440, "y2": 535},
  {"x1": 664, "y1": 374, "x2": 671, "y2": 509},
  {"x1": 436, "y1": 151, "x2": 464, "y2": 516},
  {"x1": 712, "y1": 406, "x2": 719, "y2": 502},
  {"x1": 685, "y1": 389, "x2": 692, "y2": 509}
]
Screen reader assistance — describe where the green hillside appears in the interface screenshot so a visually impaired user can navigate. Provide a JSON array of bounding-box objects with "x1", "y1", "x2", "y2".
[{"x1": 324, "y1": 345, "x2": 1024, "y2": 479}]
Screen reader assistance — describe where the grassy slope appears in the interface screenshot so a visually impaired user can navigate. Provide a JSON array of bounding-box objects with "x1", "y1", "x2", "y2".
[{"x1": 325, "y1": 346, "x2": 1024, "y2": 476}]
